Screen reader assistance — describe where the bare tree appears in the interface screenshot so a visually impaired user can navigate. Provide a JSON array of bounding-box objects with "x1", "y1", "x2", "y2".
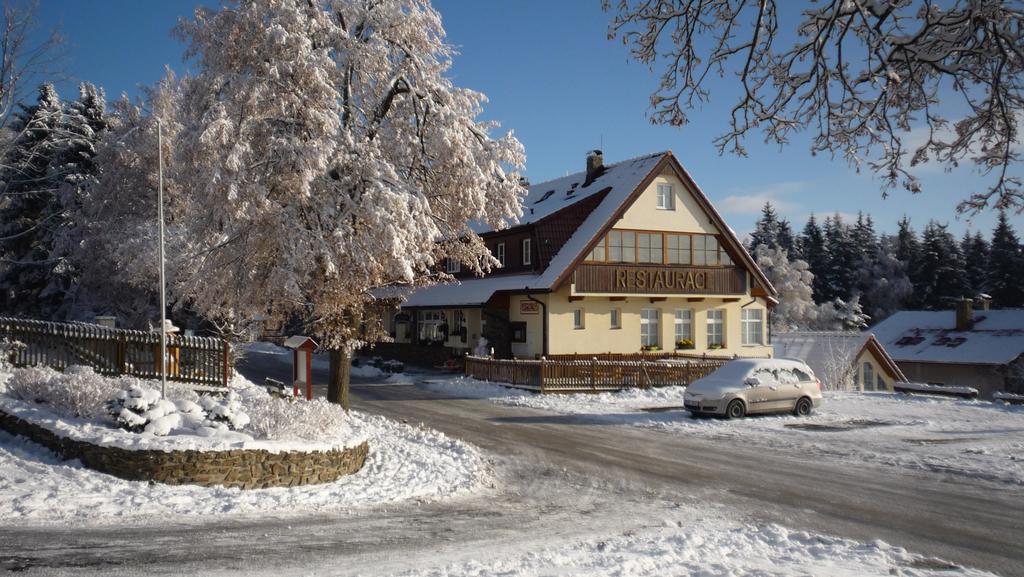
[
  {"x1": 0, "y1": 0, "x2": 63, "y2": 141},
  {"x1": 606, "y1": 0, "x2": 1024, "y2": 213}
]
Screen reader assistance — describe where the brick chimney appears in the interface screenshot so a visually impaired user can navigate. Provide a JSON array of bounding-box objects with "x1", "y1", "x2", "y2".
[
  {"x1": 955, "y1": 298, "x2": 974, "y2": 331},
  {"x1": 584, "y1": 150, "x2": 603, "y2": 186}
]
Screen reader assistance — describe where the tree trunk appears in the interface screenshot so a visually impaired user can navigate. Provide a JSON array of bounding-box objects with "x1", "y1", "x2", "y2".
[{"x1": 328, "y1": 348, "x2": 351, "y2": 411}]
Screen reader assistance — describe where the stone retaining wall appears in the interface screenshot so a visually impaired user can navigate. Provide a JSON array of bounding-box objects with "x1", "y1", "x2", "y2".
[{"x1": 0, "y1": 409, "x2": 368, "y2": 489}]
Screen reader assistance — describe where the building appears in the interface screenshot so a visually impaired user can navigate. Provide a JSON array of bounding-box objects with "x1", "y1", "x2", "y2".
[
  {"x1": 870, "y1": 299, "x2": 1024, "y2": 399},
  {"x1": 772, "y1": 331, "x2": 907, "y2": 391},
  {"x1": 380, "y1": 150, "x2": 778, "y2": 360}
]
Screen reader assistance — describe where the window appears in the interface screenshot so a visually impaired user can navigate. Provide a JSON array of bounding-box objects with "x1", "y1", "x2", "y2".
[
  {"x1": 587, "y1": 236, "x2": 606, "y2": 262},
  {"x1": 706, "y1": 309, "x2": 724, "y2": 347},
  {"x1": 656, "y1": 183, "x2": 675, "y2": 210},
  {"x1": 573, "y1": 308, "x2": 585, "y2": 330},
  {"x1": 674, "y1": 309, "x2": 693, "y2": 346},
  {"x1": 640, "y1": 308, "x2": 659, "y2": 348},
  {"x1": 522, "y1": 238, "x2": 532, "y2": 265},
  {"x1": 741, "y1": 309, "x2": 763, "y2": 345},
  {"x1": 446, "y1": 258, "x2": 460, "y2": 274},
  {"x1": 666, "y1": 234, "x2": 691, "y2": 265},
  {"x1": 694, "y1": 235, "x2": 720, "y2": 266},
  {"x1": 510, "y1": 321, "x2": 527, "y2": 343},
  {"x1": 793, "y1": 368, "x2": 814, "y2": 382},
  {"x1": 453, "y1": 309, "x2": 467, "y2": 342},
  {"x1": 637, "y1": 233, "x2": 663, "y2": 263},
  {"x1": 417, "y1": 310, "x2": 447, "y2": 342},
  {"x1": 607, "y1": 230, "x2": 637, "y2": 263},
  {"x1": 610, "y1": 308, "x2": 621, "y2": 329},
  {"x1": 862, "y1": 362, "x2": 875, "y2": 391},
  {"x1": 876, "y1": 373, "x2": 886, "y2": 390},
  {"x1": 720, "y1": 248, "x2": 733, "y2": 266},
  {"x1": 496, "y1": 242, "x2": 506, "y2": 267}
]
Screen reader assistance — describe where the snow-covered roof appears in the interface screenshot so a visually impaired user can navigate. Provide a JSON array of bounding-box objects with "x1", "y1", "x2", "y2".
[
  {"x1": 871, "y1": 309, "x2": 1024, "y2": 366},
  {"x1": 395, "y1": 273, "x2": 542, "y2": 308},
  {"x1": 773, "y1": 331, "x2": 907, "y2": 385},
  {"x1": 472, "y1": 152, "x2": 666, "y2": 234}
]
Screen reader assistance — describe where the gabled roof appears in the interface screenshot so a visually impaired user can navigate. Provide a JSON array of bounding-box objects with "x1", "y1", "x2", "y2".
[
  {"x1": 773, "y1": 331, "x2": 907, "y2": 385},
  {"x1": 871, "y1": 309, "x2": 1024, "y2": 366},
  {"x1": 391, "y1": 151, "x2": 776, "y2": 308}
]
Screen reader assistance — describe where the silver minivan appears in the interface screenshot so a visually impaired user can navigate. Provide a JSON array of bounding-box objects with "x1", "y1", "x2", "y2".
[{"x1": 684, "y1": 358, "x2": 823, "y2": 419}]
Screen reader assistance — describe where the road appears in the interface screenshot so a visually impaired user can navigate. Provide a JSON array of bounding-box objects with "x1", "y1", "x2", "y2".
[{"x1": 1, "y1": 353, "x2": 1022, "y2": 576}]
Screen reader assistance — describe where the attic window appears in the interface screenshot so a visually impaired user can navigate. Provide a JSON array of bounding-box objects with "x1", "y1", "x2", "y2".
[
  {"x1": 941, "y1": 337, "x2": 967, "y2": 348},
  {"x1": 535, "y1": 190, "x2": 555, "y2": 204}
]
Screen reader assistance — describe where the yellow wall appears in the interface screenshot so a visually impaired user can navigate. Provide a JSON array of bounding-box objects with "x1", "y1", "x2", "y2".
[
  {"x1": 616, "y1": 171, "x2": 719, "y2": 234},
  {"x1": 853, "y1": 349, "x2": 894, "y2": 392},
  {"x1": 542, "y1": 284, "x2": 772, "y2": 358}
]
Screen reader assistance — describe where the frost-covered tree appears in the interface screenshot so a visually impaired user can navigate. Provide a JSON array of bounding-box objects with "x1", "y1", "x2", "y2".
[
  {"x1": 755, "y1": 244, "x2": 817, "y2": 331},
  {"x1": 606, "y1": 0, "x2": 1024, "y2": 213},
  {"x1": 987, "y1": 211, "x2": 1024, "y2": 308},
  {"x1": 171, "y1": 0, "x2": 525, "y2": 406},
  {"x1": 860, "y1": 234, "x2": 913, "y2": 323},
  {"x1": 0, "y1": 83, "x2": 63, "y2": 316}
]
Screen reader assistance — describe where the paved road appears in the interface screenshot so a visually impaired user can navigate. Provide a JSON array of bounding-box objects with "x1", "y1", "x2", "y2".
[{"x1": 2, "y1": 354, "x2": 1022, "y2": 576}]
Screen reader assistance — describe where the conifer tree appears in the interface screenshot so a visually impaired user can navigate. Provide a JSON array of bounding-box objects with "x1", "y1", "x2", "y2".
[
  {"x1": 917, "y1": 221, "x2": 968, "y2": 309},
  {"x1": 821, "y1": 214, "x2": 857, "y2": 303},
  {"x1": 799, "y1": 214, "x2": 827, "y2": 302},
  {"x1": 988, "y1": 211, "x2": 1024, "y2": 308},
  {"x1": 960, "y1": 231, "x2": 990, "y2": 300},
  {"x1": 0, "y1": 83, "x2": 64, "y2": 316},
  {"x1": 748, "y1": 202, "x2": 781, "y2": 251}
]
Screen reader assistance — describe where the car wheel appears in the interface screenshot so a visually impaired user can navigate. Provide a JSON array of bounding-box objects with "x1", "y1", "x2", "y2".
[
  {"x1": 725, "y1": 399, "x2": 746, "y2": 419},
  {"x1": 793, "y1": 397, "x2": 812, "y2": 417}
]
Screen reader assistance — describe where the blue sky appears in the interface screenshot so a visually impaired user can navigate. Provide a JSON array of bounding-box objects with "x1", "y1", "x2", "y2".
[{"x1": 35, "y1": 0, "x2": 1020, "y2": 239}]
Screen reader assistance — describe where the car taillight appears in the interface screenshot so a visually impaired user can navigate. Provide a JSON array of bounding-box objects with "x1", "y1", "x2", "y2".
[{"x1": 815, "y1": 379, "x2": 822, "y2": 391}]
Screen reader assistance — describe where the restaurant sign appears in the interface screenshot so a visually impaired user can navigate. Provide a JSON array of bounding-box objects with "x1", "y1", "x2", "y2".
[{"x1": 573, "y1": 263, "x2": 745, "y2": 295}]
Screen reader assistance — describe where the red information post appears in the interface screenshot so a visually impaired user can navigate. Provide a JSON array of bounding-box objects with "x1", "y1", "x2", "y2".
[{"x1": 282, "y1": 335, "x2": 318, "y2": 401}]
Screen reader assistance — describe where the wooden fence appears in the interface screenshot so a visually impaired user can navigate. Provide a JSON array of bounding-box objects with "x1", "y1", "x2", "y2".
[
  {"x1": 464, "y1": 355, "x2": 726, "y2": 393},
  {"x1": 0, "y1": 317, "x2": 231, "y2": 386}
]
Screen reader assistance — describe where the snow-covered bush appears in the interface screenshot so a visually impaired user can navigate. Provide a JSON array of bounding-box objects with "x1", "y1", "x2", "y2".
[
  {"x1": 106, "y1": 385, "x2": 179, "y2": 433},
  {"x1": 198, "y1": 390, "x2": 250, "y2": 431},
  {"x1": 243, "y1": 395, "x2": 347, "y2": 442},
  {"x1": 6, "y1": 365, "x2": 127, "y2": 420},
  {"x1": 0, "y1": 338, "x2": 25, "y2": 371}
]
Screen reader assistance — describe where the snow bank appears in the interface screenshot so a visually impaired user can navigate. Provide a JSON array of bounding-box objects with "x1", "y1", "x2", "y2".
[
  {"x1": 895, "y1": 382, "x2": 979, "y2": 397},
  {"x1": 393, "y1": 517, "x2": 994, "y2": 577},
  {"x1": 238, "y1": 341, "x2": 289, "y2": 355}
]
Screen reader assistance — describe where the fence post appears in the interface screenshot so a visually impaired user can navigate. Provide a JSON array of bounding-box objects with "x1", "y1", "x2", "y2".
[
  {"x1": 222, "y1": 340, "x2": 231, "y2": 387},
  {"x1": 591, "y1": 357, "x2": 597, "y2": 391},
  {"x1": 539, "y1": 356, "x2": 546, "y2": 393}
]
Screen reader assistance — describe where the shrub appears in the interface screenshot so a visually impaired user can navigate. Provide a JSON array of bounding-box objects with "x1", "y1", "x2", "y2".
[
  {"x1": 243, "y1": 395, "x2": 348, "y2": 442},
  {"x1": 7, "y1": 365, "x2": 126, "y2": 420}
]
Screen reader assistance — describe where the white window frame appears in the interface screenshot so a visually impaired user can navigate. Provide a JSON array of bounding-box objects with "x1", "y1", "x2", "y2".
[
  {"x1": 573, "y1": 308, "x2": 585, "y2": 330},
  {"x1": 417, "y1": 310, "x2": 447, "y2": 342},
  {"x1": 674, "y1": 309, "x2": 693, "y2": 345},
  {"x1": 862, "y1": 362, "x2": 875, "y2": 391},
  {"x1": 640, "y1": 308, "x2": 660, "y2": 348},
  {"x1": 522, "y1": 238, "x2": 532, "y2": 265},
  {"x1": 741, "y1": 308, "x2": 763, "y2": 345},
  {"x1": 610, "y1": 308, "x2": 621, "y2": 330},
  {"x1": 656, "y1": 183, "x2": 675, "y2": 210},
  {"x1": 496, "y1": 242, "x2": 506, "y2": 267},
  {"x1": 446, "y1": 258, "x2": 460, "y2": 274},
  {"x1": 707, "y1": 309, "x2": 724, "y2": 347}
]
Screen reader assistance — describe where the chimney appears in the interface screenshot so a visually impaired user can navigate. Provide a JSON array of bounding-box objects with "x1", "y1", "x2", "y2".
[
  {"x1": 584, "y1": 150, "x2": 603, "y2": 186},
  {"x1": 518, "y1": 175, "x2": 529, "y2": 189},
  {"x1": 977, "y1": 294, "x2": 991, "y2": 311},
  {"x1": 955, "y1": 297, "x2": 974, "y2": 331}
]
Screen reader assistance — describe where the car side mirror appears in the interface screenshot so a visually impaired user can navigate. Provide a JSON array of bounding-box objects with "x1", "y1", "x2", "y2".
[{"x1": 744, "y1": 377, "x2": 761, "y2": 387}]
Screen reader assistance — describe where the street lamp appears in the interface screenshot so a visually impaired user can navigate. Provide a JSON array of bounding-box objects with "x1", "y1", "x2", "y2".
[{"x1": 157, "y1": 119, "x2": 167, "y2": 400}]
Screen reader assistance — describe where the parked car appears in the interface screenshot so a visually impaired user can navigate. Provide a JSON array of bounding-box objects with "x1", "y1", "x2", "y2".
[{"x1": 684, "y1": 358, "x2": 822, "y2": 419}]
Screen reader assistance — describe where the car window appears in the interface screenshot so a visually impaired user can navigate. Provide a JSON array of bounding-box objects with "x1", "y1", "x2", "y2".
[
  {"x1": 775, "y1": 369, "x2": 800, "y2": 384},
  {"x1": 751, "y1": 368, "x2": 778, "y2": 385},
  {"x1": 792, "y1": 368, "x2": 814, "y2": 382}
]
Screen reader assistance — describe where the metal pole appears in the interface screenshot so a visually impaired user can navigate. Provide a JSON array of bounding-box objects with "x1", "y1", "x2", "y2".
[{"x1": 157, "y1": 119, "x2": 167, "y2": 399}]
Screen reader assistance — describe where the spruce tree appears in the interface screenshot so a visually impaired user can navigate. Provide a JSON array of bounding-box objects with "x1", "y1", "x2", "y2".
[
  {"x1": 0, "y1": 84, "x2": 64, "y2": 317},
  {"x1": 988, "y1": 211, "x2": 1024, "y2": 308},
  {"x1": 822, "y1": 213, "x2": 857, "y2": 303},
  {"x1": 800, "y1": 214, "x2": 827, "y2": 302},
  {"x1": 777, "y1": 218, "x2": 797, "y2": 257},
  {"x1": 895, "y1": 217, "x2": 923, "y2": 308},
  {"x1": 917, "y1": 221, "x2": 969, "y2": 309},
  {"x1": 960, "y1": 231, "x2": 990, "y2": 300},
  {"x1": 748, "y1": 202, "x2": 781, "y2": 251}
]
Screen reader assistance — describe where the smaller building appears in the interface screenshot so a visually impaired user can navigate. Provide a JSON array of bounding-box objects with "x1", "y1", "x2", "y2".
[
  {"x1": 772, "y1": 331, "x2": 906, "y2": 391},
  {"x1": 870, "y1": 299, "x2": 1024, "y2": 399}
]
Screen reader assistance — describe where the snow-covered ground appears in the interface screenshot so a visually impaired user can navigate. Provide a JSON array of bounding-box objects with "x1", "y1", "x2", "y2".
[
  {"x1": 0, "y1": 364, "x2": 490, "y2": 525},
  {"x1": 391, "y1": 517, "x2": 994, "y2": 577},
  {"x1": 423, "y1": 378, "x2": 1024, "y2": 486}
]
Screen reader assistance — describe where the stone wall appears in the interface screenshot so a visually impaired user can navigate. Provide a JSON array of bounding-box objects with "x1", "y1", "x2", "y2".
[{"x1": 0, "y1": 409, "x2": 368, "y2": 489}]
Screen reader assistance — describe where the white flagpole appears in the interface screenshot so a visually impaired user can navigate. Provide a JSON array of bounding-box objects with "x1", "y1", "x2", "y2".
[{"x1": 157, "y1": 119, "x2": 167, "y2": 400}]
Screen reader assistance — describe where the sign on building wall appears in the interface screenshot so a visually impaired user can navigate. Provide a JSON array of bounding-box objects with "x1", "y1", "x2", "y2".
[
  {"x1": 519, "y1": 301, "x2": 541, "y2": 315},
  {"x1": 573, "y1": 264, "x2": 746, "y2": 295}
]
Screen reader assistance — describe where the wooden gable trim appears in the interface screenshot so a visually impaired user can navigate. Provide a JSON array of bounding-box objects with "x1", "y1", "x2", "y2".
[{"x1": 549, "y1": 152, "x2": 778, "y2": 299}]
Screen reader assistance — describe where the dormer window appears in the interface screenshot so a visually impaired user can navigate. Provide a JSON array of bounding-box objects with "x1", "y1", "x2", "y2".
[
  {"x1": 535, "y1": 190, "x2": 555, "y2": 203},
  {"x1": 656, "y1": 183, "x2": 675, "y2": 210},
  {"x1": 445, "y1": 258, "x2": 460, "y2": 274},
  {"x1": 522, "y1": 238, "x2": 532, "y2": 265},
  {"x1": 496, "y1": 242, "x2": 506, "y2": 267}
]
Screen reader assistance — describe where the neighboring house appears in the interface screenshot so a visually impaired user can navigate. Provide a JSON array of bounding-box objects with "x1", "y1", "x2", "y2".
[
  {"x1": 772, "y1": 331, "x2": 907, "y2": 391},
  {"x1": 870, "y1": 299, "x2": 1024, "y2": 399},
  {"x1": 378, "y1": 150, "x2": 779, "y2": 359}
]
